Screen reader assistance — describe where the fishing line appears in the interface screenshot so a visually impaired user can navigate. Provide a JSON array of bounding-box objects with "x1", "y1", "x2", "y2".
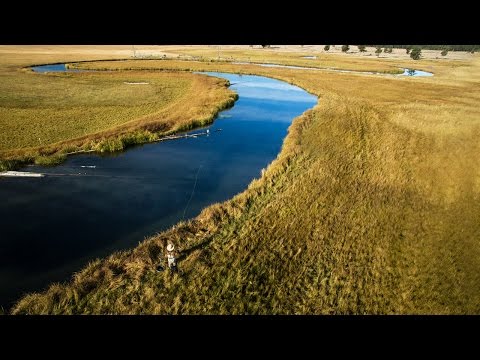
[
  {"x1": 182, "y1": 163, "x2": 203, "y2": 220},
  {"x1": 229, "y1": 78, "x2": 259, "y2": 86}
]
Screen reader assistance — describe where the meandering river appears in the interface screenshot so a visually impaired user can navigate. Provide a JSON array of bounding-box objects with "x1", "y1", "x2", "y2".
[{"x1": 0, "y1": 69, "x2": 317, "y2": 308}]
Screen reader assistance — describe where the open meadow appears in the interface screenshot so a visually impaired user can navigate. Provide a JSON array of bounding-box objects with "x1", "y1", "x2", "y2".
[
  {"x1": 5, "y1": 46, "x2": 479, "y2": 314},
  {"x1": 0, "y1": 46, "x2": 236, "y2": 169}
]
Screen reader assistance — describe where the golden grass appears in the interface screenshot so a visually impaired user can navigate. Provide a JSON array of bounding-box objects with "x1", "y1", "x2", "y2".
[
  {"x1": 165, "y1": 46, "x2": 406, "y2": 73},
  {"x1": 0, "y1": 48, "x2": 236, "y2": 169},
  {"x1": 158, "y1": 46, "x2": 473, "y2": 74},
  {"x1": 11, "y1": 48, "x2": 480, "y2": 314}
]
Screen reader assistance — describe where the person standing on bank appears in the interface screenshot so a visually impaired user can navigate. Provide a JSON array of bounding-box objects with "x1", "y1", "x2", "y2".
[{"x1": 165, "y1": 243, "x2": 178, "y2": 273}]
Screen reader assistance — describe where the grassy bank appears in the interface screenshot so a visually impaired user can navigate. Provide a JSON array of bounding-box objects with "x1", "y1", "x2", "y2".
[
  {"x1": 70, "y1": 57, "x2": 406, "y2": 74},
  {"x1": 11, "y1": 49, "x2": 480, "y2": 314},
  {"x1": 0, "y1": 50, "x2": 236, "y2": 170},
  {"x1": 156, "y1": 47, "x2": 410, "y2": 74}
]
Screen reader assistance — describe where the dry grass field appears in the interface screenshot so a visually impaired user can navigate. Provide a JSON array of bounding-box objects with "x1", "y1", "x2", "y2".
[
  {"x1": 0, "y1": 46, "x2": 236, "y2": 169},
  {"x1": 8, "y1": 46, "x2": 480, "y2": 314}
]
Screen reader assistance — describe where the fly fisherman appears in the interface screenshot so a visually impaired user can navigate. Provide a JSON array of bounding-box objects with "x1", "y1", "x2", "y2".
[
  {"x1": 156, "y1": 242, "x2": 180, "y2": 273},
  {"x1": 165, "y1": 243, "x2": 178, "y2": 273}
]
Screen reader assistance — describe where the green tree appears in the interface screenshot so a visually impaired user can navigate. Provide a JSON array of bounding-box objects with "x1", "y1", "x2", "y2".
[
  {"x1": 375, "y1": 47, "x2": 382, "y2": 56},
  {"x1": 342, "y1": 45, "x2": 350, "y2": 53},
  {"x1": 324, "y1": 45, "x2": 330, "y2": 51},
  {"x1": 410, "y1": 47, "x2": 422, "y2": 60},
  {"x1": 358, "y1": 45, "x2": 367, "y2": 52}
]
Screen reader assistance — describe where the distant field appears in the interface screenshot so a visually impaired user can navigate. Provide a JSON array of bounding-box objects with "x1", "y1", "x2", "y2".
[
  {"x1": 10, "y1": 47, "x2": 480, "y2": 314},
  {"x1": 0, "y1": 47, "x2": 236, "y2": 168},
  {"x1": 74, "y1": 50, "x2": 404, "y2": 74},
  {"x1": 72, "y1": 51, "x2": 473, "y2": 84},
  {"x1": 160, "y1": 46, "x2": 473, "y2": 74}
]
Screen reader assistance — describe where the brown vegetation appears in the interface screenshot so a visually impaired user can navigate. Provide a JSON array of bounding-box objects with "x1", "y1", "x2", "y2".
[
  {"x1": 0, "y1": 48, "x2": 236, "y2": 170},
  {"x1": 10, "y1": 47, "x2": 480, "y2": 314}
]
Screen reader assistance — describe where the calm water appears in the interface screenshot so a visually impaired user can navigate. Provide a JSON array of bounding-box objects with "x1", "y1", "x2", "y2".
[
  {"x1": 31, "y1": 64, "x2": 86, "y2": 73},
  {"x1": 401, "y1": 68, "x2": 433, "y2": 77},
  {"x1": 0, "y1": 71, "x2": 317, "y2": 309},
  {"x1": 31, "y1": 63, "x2": 69, "y2": 72}
]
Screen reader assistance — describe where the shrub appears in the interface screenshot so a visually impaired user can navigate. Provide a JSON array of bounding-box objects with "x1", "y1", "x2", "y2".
[
  {"x1": 34, "y1": 154, "x2": 67, "y2": 166},
  {"x1": 410, "y1": 47, "x2": 422, "y2": 60},
  {"x1": 0, "y1": 159, "x2": 29, "y2": 171},
  {"x1": 97, "y1": 138, "x2": 124, "y2": 153}
]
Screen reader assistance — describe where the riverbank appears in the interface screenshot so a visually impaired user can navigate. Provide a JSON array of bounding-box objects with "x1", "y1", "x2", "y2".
[
  {"x1": 1, "y1": 71, "x2": 316, "y2": 310},
  {"x1": 11, "y1": 48, "x2": 480, "y2": 314},
  {"x1": 0, "y1": 52, "x2": 236, "y2": 171}
]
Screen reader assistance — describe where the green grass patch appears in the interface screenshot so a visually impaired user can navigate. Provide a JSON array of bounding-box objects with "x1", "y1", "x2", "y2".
[{"x1": 34, "y1": 154, "x2": 67, "y2": 166}]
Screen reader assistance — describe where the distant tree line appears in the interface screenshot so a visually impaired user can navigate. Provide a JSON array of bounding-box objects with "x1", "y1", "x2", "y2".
[
  {"x1": 324, "y1": 45, "x2": 473, "y2": 60},
  {"x1": 374, "y1": 45, "x2": 478, "y2": 52}
]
